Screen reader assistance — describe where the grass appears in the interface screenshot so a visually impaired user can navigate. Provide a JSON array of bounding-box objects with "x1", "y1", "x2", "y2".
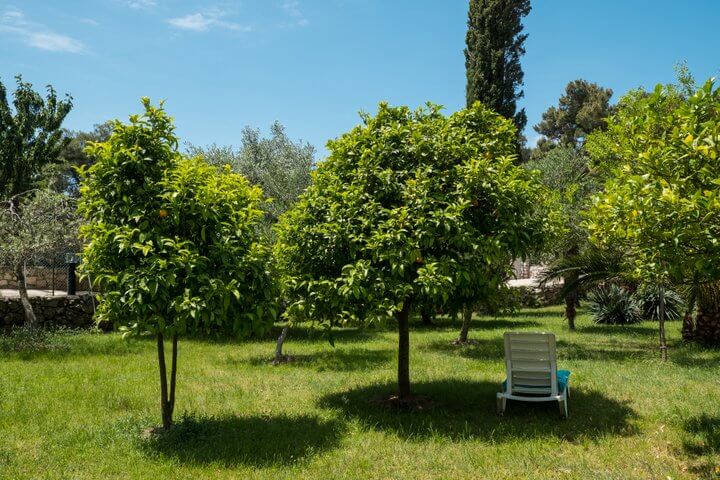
[{"x1": 2, "y1": 305, "x2": 720, "y2": 479}]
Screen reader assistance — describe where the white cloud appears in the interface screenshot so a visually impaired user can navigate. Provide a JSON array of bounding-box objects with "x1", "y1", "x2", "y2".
[
  {"x1": 122, "y1": 0, "x2": 157, "y2": 9},
  {"x1": 167, "y1": 9, "x2": 251, "y2": 33},
  {"x1": 0, "y1": 8, "x2": 86, "y2": 53},
  {"x1": 78, "y1": 18, "x2": 100, "y2": 27},
  {"x1": 281, "y1": 0, "x2": 308, "y2": 27},
  {"x1": 282, "y1": 0, "x2": 302, "y2": 17}
]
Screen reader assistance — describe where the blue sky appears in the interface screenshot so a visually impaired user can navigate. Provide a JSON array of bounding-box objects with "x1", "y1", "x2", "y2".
[{"x1": 1, "y1": 0, "x2": 719, "y2": 156}]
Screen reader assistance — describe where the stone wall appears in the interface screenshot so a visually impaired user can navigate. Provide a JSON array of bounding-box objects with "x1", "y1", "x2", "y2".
[
  {"x1": 0, "y1": 266, "x2": 91, "y2": 292},
  {"x1": 511, "y1": 283, "x2": 563, "y2": 308},
  {"x1": 0, "y1": 293, "x2": 99, "y2": 329}
]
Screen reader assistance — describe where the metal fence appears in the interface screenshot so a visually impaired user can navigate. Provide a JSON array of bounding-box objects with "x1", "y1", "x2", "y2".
[{"x1": 0, "y1": 254, "x2": 91, "y2": 295}]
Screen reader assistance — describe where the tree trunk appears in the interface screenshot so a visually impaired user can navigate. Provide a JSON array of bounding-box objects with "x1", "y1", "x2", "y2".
[
  {"x1": 396, "y1": 299, "x2": 412, "y2": 399},
  {"x1": 15, "y1": 263, "x2": 37, "y2": 329},
  {"x1": 421, "y1": 309, "x2": 433, "y2": 326},
  {"x1": 658, "y1": 284, "x2": 667, "y2": 361},
  {"x1": 169, "y1": 333, "x2": 178, "y2": 422},
  {"x1": 681, "y1": 310, "x2": 695, "y2": 341},
  {"x1": 157, "y1": 332, "x2": 177, "y2": 430},
  {"x1": 682, "y1": 280, "x2": 699, "y2": 341},
  {"x1": 563, "y1": 273, "x2": 578, "y2": 331},
  {"x1": 457, "y1": 307, "x2": 472, "y2": 343},
  {"x1": 274, "y1": 324, "x2": 290, "y2": 363}
]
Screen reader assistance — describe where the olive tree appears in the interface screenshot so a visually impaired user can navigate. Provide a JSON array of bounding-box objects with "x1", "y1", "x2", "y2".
[
  {"x1": 188, "y1": 122, "x2": 314, "y2": 232},
  {"x1": 188, "y1": 122, "x2": 315, "y2": 362},
  {"x1": 79, "y1": 99, "x2": 277, "y2": 430},
  {"x1": 586, "y1": 78, "x2": 720, "y2": 351},
  {"x1": 0, "y1": 189, "x2": 78, "y2": 327},
  {"x1": 528, "y1": 146, "x2": 598, "y2": 329},
  {"x1": 276, "y1": 102, "x2": 550, "y2": 403}
]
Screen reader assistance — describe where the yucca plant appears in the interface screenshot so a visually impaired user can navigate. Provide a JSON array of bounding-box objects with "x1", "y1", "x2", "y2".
[
  {"x1": 588, "y1": 284, "x2": 642, "y2": 325},
  {"x1": 633, "y1": 284, "x2": 684, "y2": 321}
]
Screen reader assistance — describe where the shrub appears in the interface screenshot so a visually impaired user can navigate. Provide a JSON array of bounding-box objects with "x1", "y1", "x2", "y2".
[
  {"x1": 634, "y1": 284, "x2": 684, "y2": 321},
  {"x1": 588, "y1": 284, "x2": 642, "y2": 325}
]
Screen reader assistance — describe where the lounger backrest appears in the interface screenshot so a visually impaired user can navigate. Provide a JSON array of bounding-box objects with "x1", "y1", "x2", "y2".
[{"x1": 504, "y1": 332, "x2": 558, "y2": 396}]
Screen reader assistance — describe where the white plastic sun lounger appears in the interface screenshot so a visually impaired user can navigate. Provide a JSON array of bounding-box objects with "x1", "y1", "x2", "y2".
[{"x1": 497, "y1": 332, "x2": 571, "y2": 418}]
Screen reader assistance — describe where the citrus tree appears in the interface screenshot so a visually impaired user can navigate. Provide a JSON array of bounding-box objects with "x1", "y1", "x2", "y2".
[
  {"x1": 276, "y1": 102, "x2": 551, "y2": 403},
  {"x1": 586, "y1": 78, "x2": 720, "y2": 349},
  {"x1": 79, "y1": 99, "x2": 277, "y2": 429}
]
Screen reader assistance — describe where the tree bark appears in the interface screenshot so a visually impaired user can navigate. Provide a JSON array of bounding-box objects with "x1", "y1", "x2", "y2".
[
  {"x1": 15, "y1": 263, "x2": 37, "y2": 329},
  {"x1": 457, "y1": 307, "x2": 472, "y2": 343},
  {"x1": 694, "y1": 307, "x2": 720, "y2": 345},
  {"x1": 169, "y1": 333, "x2": 178, "y2": 423},
  {"x1": 396, "y1": 299, "x2": 412, "y2": 399},
  {"x1": 421, "y1": 309, "x2": 433, "y2": 326},
  {"x1": 274, "y1": 324, "x2": 290, "y2": 363},
  {"x1": 658, "y1": 284, "x2": 667, "y2": 361},
  {"x1": 157, "y1": 333, "x2": 173, "y2": 430}
]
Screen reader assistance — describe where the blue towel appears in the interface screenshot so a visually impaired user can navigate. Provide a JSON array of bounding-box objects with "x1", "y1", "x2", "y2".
[{"x1": 503, "y1": 369, "x2": 571, "y2": 393}]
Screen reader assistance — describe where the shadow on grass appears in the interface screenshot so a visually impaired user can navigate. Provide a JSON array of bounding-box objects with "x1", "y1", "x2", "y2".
[
  {"x1": 0, "y1": 330, "x2": 145, "y2": 361},
  {"x1": 670, "y1": 346, "x2": 720, "y2": 368},
  {"x1": 511, "y1": 309, "x2": 565, "y2": 319},
  {"x1": 411, "y1": 317, "x2": 542, "y2": 333},
  {"x1": 244, "y1": 348, "x2": 393, "y2": 372},
  {"x1": 556, "y1": 340, "x2": 654, "y2": 361},
  {"x1": 423, "y1": 338, "x2": 504, "y2": 360},
  {"x1": 576, "y1": 323, "x2": 658, "y2": 337},
  {"x1": 425, "y1": 336, "x2": 655, "y2": 362},
  {"x1": 143, "y1": 413, "x2": 344, "y2": 467},
  {"x1": 681, "y1": 414, "x2": 720, "y2": 477},
  {"x1": 683, "y1": 415, "x2": 720, "y2": 456},
  {"x1": 318, "y1": 380, "x2": 637, "y2": 442}
]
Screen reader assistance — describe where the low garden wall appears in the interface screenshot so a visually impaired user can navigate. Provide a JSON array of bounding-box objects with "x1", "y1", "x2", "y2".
[
  {"x1": 0, "y1": 266, "x2": 91, "y2": 292},
  {"x1": 511, "y1": 283, "x2": 563, "y2": 308},
  {"x1": 0, "y1": 293, "x2": 98, "y2": 329}
]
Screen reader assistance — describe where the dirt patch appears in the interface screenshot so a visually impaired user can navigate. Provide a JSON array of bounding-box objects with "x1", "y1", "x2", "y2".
[{"x1": 370, "y1": 394, "x2": 435, "y2": 410}]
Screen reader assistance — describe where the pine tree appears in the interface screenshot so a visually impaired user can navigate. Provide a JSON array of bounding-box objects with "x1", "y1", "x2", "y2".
[{"x1": 465, "y1": 0, "x2": 531, "y2": 133}]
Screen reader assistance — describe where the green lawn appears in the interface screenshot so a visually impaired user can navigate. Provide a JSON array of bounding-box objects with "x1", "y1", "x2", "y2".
[{"x1": 2, "y1": 306, "x2": 720, "y2": 479}]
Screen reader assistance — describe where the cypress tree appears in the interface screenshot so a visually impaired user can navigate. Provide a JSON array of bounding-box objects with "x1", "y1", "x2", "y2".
[{"x1": 465, "y1": 0, "x2": 531, "y2": 133}]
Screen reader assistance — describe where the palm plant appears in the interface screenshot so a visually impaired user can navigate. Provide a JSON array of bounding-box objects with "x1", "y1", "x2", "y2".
[
  {"x1": 539, "y1": 245, "x2": 631, "y2": 328},
  {"x1": 680, "y1": 280, "x2": 720, "y2": 344}
]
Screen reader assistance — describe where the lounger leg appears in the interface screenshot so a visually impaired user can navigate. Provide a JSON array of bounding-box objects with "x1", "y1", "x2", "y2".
[
  {"x1": 559, "y1": 392, "x2": 569, "y2": 419},
  {"x1": 496, "y1": 394, "x2": 506, "y2": 415}
]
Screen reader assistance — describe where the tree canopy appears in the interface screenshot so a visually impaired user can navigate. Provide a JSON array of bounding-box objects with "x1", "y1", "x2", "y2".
[
  {"x1": 188, "y1": 121, "x2": 314, "y2": 233},
  {"x1": 534, "y1": 79, "x2": 613, "y2": 150},
  {"x1": 586, "y1": 78, "x2": 720, "y2": 346},
  {"x1": 0, "y1": 75, "x2": 73, "y2": 199},
  {"x1": 465, "y1": 0, "x2": 531, "y2": 133},
  {"x1": 586, "y1": 79, "x2": 720, "y2": 283},
  {"x1": 526, "y1": 146, "x2": 597, "y2": 257},
  {"x1": 59, "y1": 122, "x2": 113, "y2": 196},
  {"x1": 276, "y1": 101, "x2": 552, "y2": 400}
]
